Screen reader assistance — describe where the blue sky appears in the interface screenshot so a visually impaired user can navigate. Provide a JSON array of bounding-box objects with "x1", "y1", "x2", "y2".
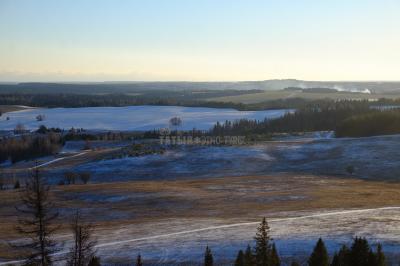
[{"x1": 0, "y1": 0, "x2": 399, "y2": 81}]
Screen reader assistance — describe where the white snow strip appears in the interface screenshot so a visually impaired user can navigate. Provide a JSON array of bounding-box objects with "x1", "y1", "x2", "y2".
[
  {"x1": 2, "y1": 206, "x2": 400, "y2": 265},
  {"x1": 29, "y1": 152, "x2": 87, "y2": 169}
]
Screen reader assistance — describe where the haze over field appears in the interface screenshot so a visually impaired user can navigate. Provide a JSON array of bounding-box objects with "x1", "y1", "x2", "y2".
[{"x1": 1, "y1": 0, "x2": 400, "y2": 82}]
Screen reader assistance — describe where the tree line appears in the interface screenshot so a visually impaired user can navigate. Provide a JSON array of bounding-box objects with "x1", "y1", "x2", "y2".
[
  {"x1": 210, "y1": 101, "x2": 400, "y2": 138},
  {"x1": 3, "y1": 92, "x2": 399, "y2": 111},
  {"x1": 0, "y1": 132, "x2": 63, "y2": 164}
]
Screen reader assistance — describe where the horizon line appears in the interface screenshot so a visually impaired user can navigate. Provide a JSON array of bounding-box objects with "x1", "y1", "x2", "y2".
[{"x1": 2, "y1": 79, "x2": 400, "y2": 84}]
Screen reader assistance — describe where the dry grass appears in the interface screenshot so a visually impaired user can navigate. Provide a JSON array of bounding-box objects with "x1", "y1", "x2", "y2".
[
  {"x1": 2, "y1": 174, "x2": 400, "y2": 242},
  {"x1": 0, "y1": 105, "x2": 32, "y2": 114},
  {"x1": 2, "y1": 173, "x2": 400, "y2": 259}
]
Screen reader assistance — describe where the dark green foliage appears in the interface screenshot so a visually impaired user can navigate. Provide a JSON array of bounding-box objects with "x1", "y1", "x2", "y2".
[
  {"x1": 308, "y1": 238, "x2": 329, "y2": 266},
  {"x1": 36, "y1": 125, "x2": 62, "y2": 134},
  {"x1": 291, "y1": 262, "x2": 300, "y2": 266},
  {"x1": 254, "y1": 217, "x2": 272, "y2": 266},
  {"x1": 333, "y1": 245, "x2": 351, "y2": 266},
  {"x1": 376, "y1": 243, "x2": 385, "y2": 266},
  {"x1": 210, "y1": 100, "x2": 373, "y2": 137},
  {"x1": 331, "y1": 253, "x2": 339, "y2": 266},
  {"x1": 0, "y1": 89, "x2": 260, "y2": 109},
  {"x1": 349, "y1": 237, "x2": 372, "y2": 266},
  {"x1": 336, "y1": 111, "x2": 400, "y2": 137},
  {"x1": 14, "y1": 180, "x2": 20, "y2": 189},
  {"x1": 136, "y1": 254, "x2": 143, "y2": 266},
  {"x1": 244, "y1": 245, "x2": 255, "y2": 266},
  {"x1": 204, "y1": 246, "x2": 213, "y2": 266},
  {"x1": 235, "y1": 250, "x2": 244, "y2": 266},
  {"x1": 270, "y1": 243, "x2": 280, "y2": 266},
  {"x1": 88, "y1": 256, "x2": 101, "y2": 266}
]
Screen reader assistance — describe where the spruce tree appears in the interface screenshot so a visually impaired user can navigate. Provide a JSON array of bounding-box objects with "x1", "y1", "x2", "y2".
[
  {"x1": 204, "y1": 246, "x2": 213, "y2": 266},
  {"x1": 291, "y1": 262, "x2": 300, "y2": 266},
  {"x1": 88, "y1": 256, "x2": 101, "y2": 266},
  {"x1": 270, "y1": 243, "x2": 280, "y2": 266},
  {"x1": 367, "y1": 250, "x2": 377, "y2": 266},
  {"x1": 376, "y1": 243, "x2": 386, "y2": 266},
  {"x1": 235, "y1": 250, "x2": 244, "y2": 266},
  {"x1": 244, "y1": 245, "x2": 255, "y2": 266},
  {"x1": 254, "y1": 217, "x2": 272, "y2": 266},
  {"x1": 15, "y1": 168, "x2": 59, "y2": 266},
  {"x1": 350, "y1": 237, "x2": 372, "y2": 266},
  {"x1": 330, "y1": 253, "x2": 339, "y2": 266},
  {"x1": 336, "y1": 244, "x2": 351, "y2": 266},
  {"x1": 308, "y1": 238, "x2": 329, "y2": 266},
  {"x1": 136, "y1": 254, "x2": 143, "y2": 266}
]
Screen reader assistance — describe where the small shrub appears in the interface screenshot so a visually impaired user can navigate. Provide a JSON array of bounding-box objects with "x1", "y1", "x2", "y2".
[{"x1": 79, "y1": 172, "x2": 91, "y2": 184}]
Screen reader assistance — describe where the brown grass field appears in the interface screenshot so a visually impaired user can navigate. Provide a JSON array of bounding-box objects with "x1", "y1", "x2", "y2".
[{"x1": 2, "y1": 173, "x2": 400, "y2": 259}]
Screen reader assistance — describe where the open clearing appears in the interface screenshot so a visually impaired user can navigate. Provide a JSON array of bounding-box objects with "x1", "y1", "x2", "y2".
[
  {"x1": 0, "y1": 106, "x2": 290, "y2": 131},
  {"x1": 2, "y1": 174, "x2": 400, "y2": 264}
]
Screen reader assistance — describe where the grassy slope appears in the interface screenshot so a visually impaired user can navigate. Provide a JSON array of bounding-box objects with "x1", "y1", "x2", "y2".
[{"x1": 0, "y1": 105, "x2": 31, "y2": 114}]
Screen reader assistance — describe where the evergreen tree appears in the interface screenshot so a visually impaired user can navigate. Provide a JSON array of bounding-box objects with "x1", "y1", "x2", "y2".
[
  {"x1": 136, "y1": 254, "x2": 143, "y2": 266},
  {"x1": 235, "y1": 250, "x2": 244, "y2": 266},
  {"x1": 376, "y1": 243, "x2": 386, "y2": 266},
  {"x1": 291, "y1": 262, "x2": 300, "y2": 266},
  {"x1": 254, "y1": 217, "x2": 272, "y2": 266},
  {"x1": 330, "y1": 253, "x2": 339, "y2": 266},
  {"x1": 15, "y1": 168, "x2": 59, "y2": 266},
  {"x1": 88, "y1": 256, "x2": 101, "y2": 266},
  {"x1": 367, "y1": 250, "x2": 377, "y2": 266},
  {"x1": 244, "y1": 245, "x2": 255, "y2": 266},
  {"x1": 336, "y1": 244, "x2": 351, "y2": 266},
  {"x1": 350, "y1": 237, "x2": 372, "y2": 266},
  {"x1": 204, "y1": 246, "x2": 213, "y2": 266},
  {"x1": 270, "y1": 243, "x2": 280, "y2": 266},
  {"x1": 308, "y1": 238, "x2": 329, "y2": 266}
]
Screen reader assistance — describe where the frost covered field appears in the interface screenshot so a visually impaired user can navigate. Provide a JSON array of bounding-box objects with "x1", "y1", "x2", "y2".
[
  {"x1": 75, "y1": 207, "x2": 400, "y2": 265},
  {"x1": 0, "y1": 106, "x2": 291, "y2": 131},
  {"x1": 37, "y1": 134, "x2": 400, "y2": 183}
]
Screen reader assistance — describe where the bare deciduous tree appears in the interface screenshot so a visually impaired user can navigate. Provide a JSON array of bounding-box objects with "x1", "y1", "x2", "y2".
[
  {"x1": 64, "y1": 172, "x2": 77, "y2": 185},
  {"x1": 169, "y1": 117, "x2": 182, "y2": 128},
  {"x1": 79, "y1": 172, "x2": 91, "y2": 185},
  {"x1": 67, "y1": 210, "x2": 96, "y2": 266}
]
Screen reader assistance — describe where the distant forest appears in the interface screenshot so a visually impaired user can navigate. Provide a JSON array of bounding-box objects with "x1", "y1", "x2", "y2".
[
  {"x1": 0, "y1": 91, "x2": 259, "y2": 110},
  {"x1": 210, "y1": 101, "x2": 400, "y2": 138},
  {"x1": 2, "y1": 91, "x2": 400, "y2": 112}
]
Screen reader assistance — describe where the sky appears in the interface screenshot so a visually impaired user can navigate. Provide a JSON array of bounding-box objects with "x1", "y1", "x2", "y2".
[{"x1": 0, "y1": 0, "x2": 399, "y2": 82}]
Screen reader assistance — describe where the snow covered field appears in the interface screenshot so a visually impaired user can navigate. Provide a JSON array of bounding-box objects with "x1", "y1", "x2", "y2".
[
  {"x1": 42, "y1": 134, "x2": 400, "y2": 183},
  {"x1": 3, "y1": 207, "x2": 400, "y2": 265},
  {"x1": 0, "y1": 106, "x2": 291, "y2": 131},
  {"x1": 89, "y1": 207, "x2": 400, "y2": 265}
]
